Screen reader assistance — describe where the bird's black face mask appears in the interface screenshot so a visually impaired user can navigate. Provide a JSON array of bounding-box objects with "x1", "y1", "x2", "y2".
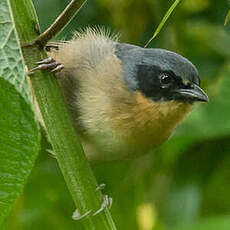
[{"x1": 136, "y1": 64, "x2": 208, "y2": 103}]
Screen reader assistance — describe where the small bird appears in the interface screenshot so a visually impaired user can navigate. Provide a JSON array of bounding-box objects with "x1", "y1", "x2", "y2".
[{"x1": 31, "y1": 28, "x2": 208, "y2": 161}]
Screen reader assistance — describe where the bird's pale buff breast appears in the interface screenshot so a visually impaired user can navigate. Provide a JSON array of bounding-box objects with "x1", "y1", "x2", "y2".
[{"x1": 108, "y1": 91, "x2": 192, "y2": 159}]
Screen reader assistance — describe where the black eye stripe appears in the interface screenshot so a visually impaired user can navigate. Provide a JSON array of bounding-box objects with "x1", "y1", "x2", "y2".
[{"x1": 135, "y1": 64, "x2": 200, "y2": 102}]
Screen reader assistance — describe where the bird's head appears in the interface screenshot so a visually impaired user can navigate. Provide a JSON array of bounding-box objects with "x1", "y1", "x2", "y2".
[{"x1": 116, "y1": 45, "x2": 208, "y2": 104}]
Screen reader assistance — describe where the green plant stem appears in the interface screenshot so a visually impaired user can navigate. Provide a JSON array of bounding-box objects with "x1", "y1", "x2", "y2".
[
  {"x1": 9, "y1": 0, "x2": 117, "y2": 229},
  {"x1": 224, "y1": 9, "x2": 230, "y2": 26},
  {"x1": 35, "y1": 0, "x2": 87, "y2": 46},
  {"x1": 144, "y1": 0, "x2": 182, "y2": 47}
]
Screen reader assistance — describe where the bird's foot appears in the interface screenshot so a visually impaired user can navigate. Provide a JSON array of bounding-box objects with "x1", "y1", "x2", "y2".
[
  {"x1": 72, "y1": 184, "x2": 112, "y2": 220},
  {"x1": 96, "y1": 183, "x2": 106, "y2": 191},
  {"x1": 28, "y1": 57, "x2": 64, "y2": 74},
  {"x1": 72, "y1": 209, "x2": 92, "y2": 220},
  {"x1": 93, "y1": 183, "x2": 112, "y2": 215},
  {"x1": 92, "y1": 194, "x2": 113, "y2": 216}
]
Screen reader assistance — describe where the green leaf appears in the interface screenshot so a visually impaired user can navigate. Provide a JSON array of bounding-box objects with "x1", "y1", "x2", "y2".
[
  {"x1": 0, "y1": 78, "x2": 40, "y2": 225},
  {"x1": 0, "y1": 0, "x2": 40, "y2": 225},
  {"x1": 224, "y1": 10, "x2": 230, "y2": 26},
  {"x1": 0, "y1": 0, "x2": 31, "y2": 103},
  {"x1": 145, "y1": 0, "x2": 182, "y2": 47}
]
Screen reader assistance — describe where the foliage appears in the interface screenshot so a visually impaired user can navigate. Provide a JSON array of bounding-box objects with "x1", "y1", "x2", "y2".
[
  {"x1": 225, "y1": 10, "x2": 230, "y2": 26},
  {"x1": 145, "y1": 0, "x2": 182, "y2": 47},
  {"x1": 0, "y1": 0, "x2": 40, "y2": 225},
  {"x1": 1, "y1": 0, "x2": 230, "y2": 229}
]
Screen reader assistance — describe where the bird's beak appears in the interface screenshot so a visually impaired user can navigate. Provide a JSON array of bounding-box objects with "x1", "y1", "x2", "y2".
[{"x1": 173, "y1": 84, "x2": 209, "y2": 102}]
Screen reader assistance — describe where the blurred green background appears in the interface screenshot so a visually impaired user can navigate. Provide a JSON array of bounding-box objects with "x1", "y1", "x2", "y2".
[{"x1": 3, "y1": 0, "x2": 230, "y2": 229}]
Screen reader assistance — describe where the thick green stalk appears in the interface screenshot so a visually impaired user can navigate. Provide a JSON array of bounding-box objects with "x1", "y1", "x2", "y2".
[{"x1": 9, "y1": 0, "x2": 117, "y2": 229}]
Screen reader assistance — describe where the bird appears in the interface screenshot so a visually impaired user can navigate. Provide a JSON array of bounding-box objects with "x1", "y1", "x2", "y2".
[{"x1": 30, "y1": 28, "x2": 208, "y2": 162}]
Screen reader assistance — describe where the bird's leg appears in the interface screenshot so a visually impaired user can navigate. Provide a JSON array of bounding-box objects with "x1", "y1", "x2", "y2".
[
  {"x1": 93, "y1": 194, "x2": 113, "y2": 216},
  {"x1": 93, "y1": 183, "x2": 112, "y2": 216},
  {"x1": 72, "y1": 184, "x2": 112, "y2": 220},
  {"x1": 72, "y1": 209, "x2": 92, "y2": 220},
  {"x1": 96, "y1": 183, "x2": 106, "y2": 191},
  {"x1": 28, "y1": 57, "x2": 64, "y2": 74}
]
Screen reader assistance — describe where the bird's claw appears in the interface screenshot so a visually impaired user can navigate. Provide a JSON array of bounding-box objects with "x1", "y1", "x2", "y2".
[
  {"x1": 96, "y1": 183, "x2": 106, "y2": 191},
  {"x1": 36, "y1": 57, "x2": 54, "y2": 64},
  {"x1": 93, "y1": 194, "x2": 113, "y2": 216},
  {"x1": 72, "y1": 209, "x2": 92, "y2": 220},
  {"x1": 72, "y1": 183, "x2": 112, "y2": 221},
  {"x1": 28, "y1": 57, "x2": 64, "y2": 74}
]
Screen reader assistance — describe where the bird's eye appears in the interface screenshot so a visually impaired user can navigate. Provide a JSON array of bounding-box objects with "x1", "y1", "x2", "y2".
[{"x1": 160, "y1": 73, "x2": 173, "y2": 88}]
